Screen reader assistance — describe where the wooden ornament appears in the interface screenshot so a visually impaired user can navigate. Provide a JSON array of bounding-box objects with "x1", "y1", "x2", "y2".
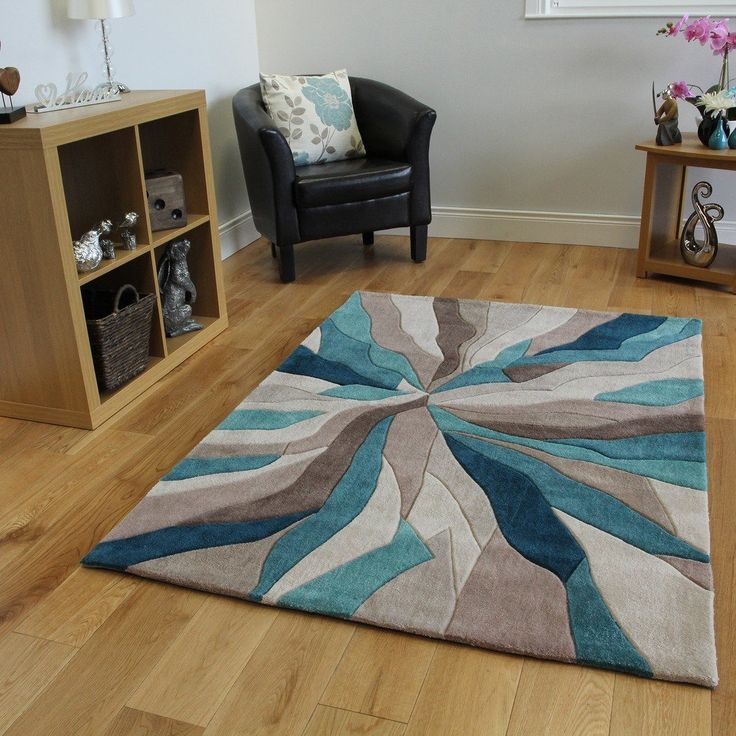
[{"x1": 0, "y1": 67, "x2": 20, "y2": 96}]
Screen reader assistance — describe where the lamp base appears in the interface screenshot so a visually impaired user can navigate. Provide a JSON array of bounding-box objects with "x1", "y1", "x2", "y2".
[
  {"x1": 104, "y1": 82, "x2": 131, "y2": 94},
  {"x1": 0, "y1": 105, "x2": 27, "y2": 124}
]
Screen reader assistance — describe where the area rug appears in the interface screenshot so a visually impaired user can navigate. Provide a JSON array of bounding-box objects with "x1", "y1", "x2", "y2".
[{"x1": 83, "y1": 292, "x2": 717, "y2": 687}]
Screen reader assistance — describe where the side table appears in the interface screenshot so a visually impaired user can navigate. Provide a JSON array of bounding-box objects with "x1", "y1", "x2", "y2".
[{"x1": 636, "y1": 133, "x2": 736, "y2": 293}]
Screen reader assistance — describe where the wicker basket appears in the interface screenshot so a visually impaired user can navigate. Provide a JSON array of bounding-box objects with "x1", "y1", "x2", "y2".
[{"x1": 83, "y1": 284, "x2": 156, "y2": 392}]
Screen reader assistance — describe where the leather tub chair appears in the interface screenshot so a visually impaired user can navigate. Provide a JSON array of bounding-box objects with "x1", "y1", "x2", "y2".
[{"x1": 232, "y1": 77, "x2": 436, "y2": 282}]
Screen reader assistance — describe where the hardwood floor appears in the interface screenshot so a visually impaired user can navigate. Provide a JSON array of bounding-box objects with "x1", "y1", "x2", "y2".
[{"x1": 0, "y1": 235, "x2": 733, "y2": 736}]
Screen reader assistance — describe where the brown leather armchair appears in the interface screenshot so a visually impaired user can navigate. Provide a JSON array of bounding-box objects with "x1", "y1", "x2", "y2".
[{"x1": 232, "y1": 77, "x2": 436, "y2": 282}]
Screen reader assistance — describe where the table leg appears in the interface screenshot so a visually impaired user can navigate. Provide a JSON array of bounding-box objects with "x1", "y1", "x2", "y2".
[{"x1": 637, "y1": 154, "x2": 686, "y2": 279}]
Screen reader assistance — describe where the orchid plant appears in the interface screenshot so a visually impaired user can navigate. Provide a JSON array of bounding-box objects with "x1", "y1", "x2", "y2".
[{"x1": 658, "y1": 15, "x2": 736, "y2": 120}]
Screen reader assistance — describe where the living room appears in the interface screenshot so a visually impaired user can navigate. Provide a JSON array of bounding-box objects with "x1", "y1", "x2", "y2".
[{"x1": 0, "y1": 2, "x2": 732, "y2": 735}]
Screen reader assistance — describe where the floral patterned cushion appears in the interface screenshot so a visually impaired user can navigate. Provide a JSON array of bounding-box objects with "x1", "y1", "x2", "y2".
[{"x1": 260, "y1": 69, "x2": 365, "y2": 167}]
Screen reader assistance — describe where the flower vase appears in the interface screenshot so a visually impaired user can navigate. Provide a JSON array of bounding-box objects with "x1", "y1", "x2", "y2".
[
  {"x1": 697, "y1": 112, "x2": 730, "y2": 148},
  {"x1": 708, "y1": 118, "x2": 729, "y2": 149},
  {"x1": 729, "y1": 127, "x2": 736, "y2": 149}
]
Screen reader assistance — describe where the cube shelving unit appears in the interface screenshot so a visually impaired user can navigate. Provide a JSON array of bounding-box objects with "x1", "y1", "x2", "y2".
[{"x1": 0, "y1": 90, "x2": 228, "y2": 429}]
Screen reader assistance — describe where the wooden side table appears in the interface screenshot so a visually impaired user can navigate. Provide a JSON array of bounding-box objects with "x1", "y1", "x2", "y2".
[{"x1": 636, "y1": 133, "x2": 736, "y2": 293}]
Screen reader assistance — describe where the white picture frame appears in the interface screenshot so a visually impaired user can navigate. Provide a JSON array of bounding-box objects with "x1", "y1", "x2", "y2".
[{"x1": 525, "y1": 1, "x2": 734, "y2": 19}]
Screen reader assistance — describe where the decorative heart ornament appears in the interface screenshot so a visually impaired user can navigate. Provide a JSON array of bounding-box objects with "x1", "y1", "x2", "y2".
[
  {"x1": 34, "y1": 83, "x2": 57, "y2": 108},
  {"x1": 0, "y1": 67, "x2": 20, "y2": 96}
]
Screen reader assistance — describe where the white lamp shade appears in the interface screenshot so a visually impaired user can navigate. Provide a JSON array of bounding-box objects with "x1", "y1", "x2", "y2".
[{"x1": 67, "y1": 0, "x2": 135, "y2": 19}]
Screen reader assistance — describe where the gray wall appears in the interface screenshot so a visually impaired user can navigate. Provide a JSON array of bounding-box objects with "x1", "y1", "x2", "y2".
[
  {"x1": 255, "y1": 1, "x2": 735, "y2": 247},
  {"x1": 7, "y1": 0, "x2": 260, "y2": 255}
]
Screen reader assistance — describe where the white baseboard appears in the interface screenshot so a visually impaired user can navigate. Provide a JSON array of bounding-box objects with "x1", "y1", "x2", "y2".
[
  {"x1": 427, "y1": 206, "x2": 641, "y2": 249},
  {"x1": 219, "y1": 205, "x2": 736, "y2": 257},
  {"x1": 218, "y1": 210, "x2": 259, "y2": 259}
]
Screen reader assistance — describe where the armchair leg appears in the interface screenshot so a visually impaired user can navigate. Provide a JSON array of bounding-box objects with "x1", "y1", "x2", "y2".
[
  {"x1": 362, "y1": 232, "x2": 374, "y2": 246},
  {"x1": 276, "y1": 243, "x2": 296, "y2": 283},
  {"x1": 410, "y1": 225, "x2": 427, "y2": 263},
  {"x1": 271, "y1": 242, "x2": 277, "y2": 258}
]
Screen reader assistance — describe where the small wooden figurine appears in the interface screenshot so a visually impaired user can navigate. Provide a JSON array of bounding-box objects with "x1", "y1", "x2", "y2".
[
  {"x1": 654, "y1": 85, "x2": 682, "y2": 146},
  {"x1": 0, "y1": 41, "x2": 26, "y2": 124}
]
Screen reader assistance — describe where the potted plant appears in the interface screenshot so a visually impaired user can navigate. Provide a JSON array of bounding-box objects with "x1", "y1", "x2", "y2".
[{"x1": 658, "y1": 15, "x2": 736, "y2": 147}]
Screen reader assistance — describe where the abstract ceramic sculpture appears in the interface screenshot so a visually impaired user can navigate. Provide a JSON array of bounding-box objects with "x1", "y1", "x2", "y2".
[
  {"x1": 680, "y1": 181, "x2": 724, "y2": 268},
  {"x1": 157, "y1": 238, "x2": 203, "y2": 337}
]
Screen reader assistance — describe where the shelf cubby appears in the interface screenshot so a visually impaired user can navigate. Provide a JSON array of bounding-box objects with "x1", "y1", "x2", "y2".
[
  {"x1": 58, "y1": 127, "x2": 150, "y2": 247},
  {"x1": 139, "y1": 110, "x2": 210, "y2": 215},
  {"x1": 154, "y1": 222, "x2": 222, "y2": 355},
  {"x1": 81, "y1": 253, "x2": 166, "y2": 361}
]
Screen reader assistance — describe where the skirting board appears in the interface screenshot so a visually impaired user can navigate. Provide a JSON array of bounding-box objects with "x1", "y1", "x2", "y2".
[
  {"x1": 219, "y1": 206, "x2": 736, "y2": 256},
  {"x1": 219, "y1": 210, "x2": 259, "y2": 259}
]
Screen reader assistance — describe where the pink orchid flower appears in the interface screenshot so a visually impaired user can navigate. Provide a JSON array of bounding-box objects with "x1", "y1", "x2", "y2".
[
  {"x1": 670, "y1": 81, "x2": 693, "y2": 99},
  {"x1": 684, "y1": 16, "x2": 714, "y2": 45},
  {"x1": 710, "y1": 19, "x2": 730, "y2": 53},
  {"x1": 668, "y1": 14, "x2": 689, "y2": 36}
]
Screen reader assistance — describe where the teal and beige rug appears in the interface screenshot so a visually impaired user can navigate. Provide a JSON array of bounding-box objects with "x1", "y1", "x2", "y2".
[{"x1": 83, "y1": 292, "x2": 717, "y2": 687}]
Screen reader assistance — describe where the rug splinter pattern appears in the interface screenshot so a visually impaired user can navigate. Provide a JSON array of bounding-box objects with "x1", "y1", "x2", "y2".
[{"x1": 83, "y1": 291, "x2": 718, "y2": 687}]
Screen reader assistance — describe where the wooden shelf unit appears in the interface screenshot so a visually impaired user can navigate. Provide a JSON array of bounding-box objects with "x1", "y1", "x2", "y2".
[
  {"x1": 0, "y1": 90, "x2": 228, "y2": 429},
  {"x1": 635, "y1": 134, "x2": 736, "y2": 292}
]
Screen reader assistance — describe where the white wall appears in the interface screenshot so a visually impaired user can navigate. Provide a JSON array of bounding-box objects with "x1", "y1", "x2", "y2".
[
  {"x1": 6, "y1": 0, "x2": 260, "y2": 256},
  {"x1": 255, "y1": 1, "x2": 736, "y2": 248}
]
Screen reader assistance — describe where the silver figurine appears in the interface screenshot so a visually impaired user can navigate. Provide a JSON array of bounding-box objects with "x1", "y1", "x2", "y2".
[
  {"x1": 118, "y1": 211, "x2": 139, "y2": 250},
  {"x1": 157, "y1": 238, "x2": 203, "y2": 337},
  {"x1": 73, "y1": 220, "x2": 110, "y2": 273},
  {"x1": 98, "y1": 219, "x2": 115, "y2": 259},
  {"x1": 680, "y1": 182, "x2": 724, "y2": 268}
]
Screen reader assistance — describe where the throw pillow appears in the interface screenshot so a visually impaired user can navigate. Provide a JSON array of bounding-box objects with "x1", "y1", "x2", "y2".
[{"x1": 260, "y1": 69, "x2": 366, "y2": 167}]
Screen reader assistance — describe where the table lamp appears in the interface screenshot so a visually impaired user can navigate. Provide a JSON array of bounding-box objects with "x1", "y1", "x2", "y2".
[{"x1": 67, "y1": 0, "x2": 135, "y2": 94}]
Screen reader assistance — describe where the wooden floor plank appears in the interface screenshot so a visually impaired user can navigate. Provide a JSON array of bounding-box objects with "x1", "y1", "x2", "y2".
[
  {"x1": 609, "y1": 675, "x2": 711, "y2": 736},
  {"x1": 302, "y1": 705, "x2": 405, "y2": 736},
  {"x1": 15, "y1": 567, "x2": 137, "y2": 648},
  {"x1": 0, "y1": 632, "x2": 76, "y2": 736},
  {"x1": 104, "y1": 707, "x2": 203, "y2": 736},
  {"x1": 128, "y1": 596, "x2": 278, "y2": 727},
  {"x1": 4, "y1": 582, "x2": 205, "y2": 736},
  {"x1": 707, "y1": 419, "x2": 736, "y2": 736},
  {"x1": 403, "y1": 643, "x2": 523, "y2": 736},
  {"x1": 201, "y1": 610, "x2": 354, "y2": 736},
  {"x1": 320, "y1": 627, "x2": 436, "y2": 722},
  {"x1": 506, "y1": 659, "x2": 614, "y2": 736}
]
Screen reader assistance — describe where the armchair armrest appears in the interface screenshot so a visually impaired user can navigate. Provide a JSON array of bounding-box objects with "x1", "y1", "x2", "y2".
[
  {"x1": 350, "y1": 78, "x2": 436, "y2": 164},
  {"x1": 232, "y1": 85, "x2": 300, "y2": 245},
  {"x1": 350, "y1": 78, "x2": 436, "y2": 224}
]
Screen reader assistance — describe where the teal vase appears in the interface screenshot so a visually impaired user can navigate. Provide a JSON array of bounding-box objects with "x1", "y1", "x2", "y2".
[
  {"x1": 709, "y1": 120, "x2": 728, "y2": 150},
  {"x1": 729, "y1": 127, "x2": 736, "y2": 149}
]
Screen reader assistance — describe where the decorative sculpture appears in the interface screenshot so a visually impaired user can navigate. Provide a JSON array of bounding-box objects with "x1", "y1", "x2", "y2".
[
  {"x1": 73, "y1": 220, "x2": 111, "y2": 273},
  {"x1": 98, "y1": 219, "x2": 115, "y2": 259},
  {"x1": 0, "y1": 41, "x2": 26, "y2": 124},
  {"x1": 654, "y1": 84, "x2": 682, "y2": 146},
  {"x1": 30, "y1": 72, "x2": 120, "y2": 114},
  {"x1": 680, "y1": 181, "x2": 724, "y2": 268},
  {"x1": 157, "y1": 238, "x2": 203, "y2": 337},
  {"x1": 118, "y1": 212, "x2": 139, "y2": 250}
]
